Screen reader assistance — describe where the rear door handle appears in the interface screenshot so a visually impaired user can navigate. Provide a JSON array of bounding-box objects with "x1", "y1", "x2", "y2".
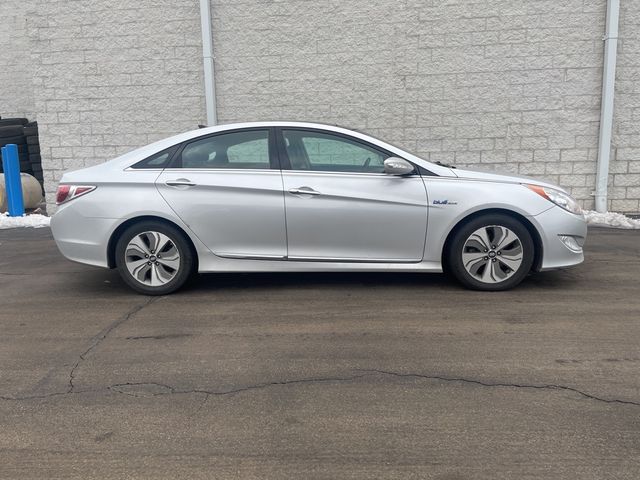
[
  {"x1": 165, "y1": 178, "x2": 196, "y2": 187},
  {"x1": 288, "y1": 187, "x2": 321, "y2": 196}
]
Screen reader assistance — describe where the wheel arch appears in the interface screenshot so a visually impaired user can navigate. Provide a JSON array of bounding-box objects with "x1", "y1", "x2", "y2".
[
  {"x1": 441, "y1": 208, "x2": 544, "y2": 273},
  {"x1": 107, "y1": 215, "x2": 199, "y2": 270}
]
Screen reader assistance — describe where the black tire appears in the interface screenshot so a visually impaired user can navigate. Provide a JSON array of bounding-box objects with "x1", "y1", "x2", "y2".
[
  {"x1": 0, "y1": 135, "x2": 27, "y2": 146},
  {"x1": 26, "y1": 136, "x2": 39, "y2": 145},
  {"x1": 23, "y1": 126, "x2": 38, "y2": 136},
  {"x1": 28, "y1": 145, "x2": 40, "y2": 154},
  {"x1": 0, "y1": 126, "x2": 25, "y2": 137},
  {"x1": 29, "y1": 154, "x2": 41, "y2": 163},
  {"x1": 446, "y1": 214, "x2": 535, "y2": 291},
  {"x1": 115, "y1": 221, "x2": 196, "y2": 295},
  {"x1": 0, "y1": 118, "x2": 28, "y2": 127}
]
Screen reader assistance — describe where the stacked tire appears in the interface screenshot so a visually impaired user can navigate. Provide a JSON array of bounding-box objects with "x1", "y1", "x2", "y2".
[
  {"x1": 24, "y1": 121, "x2": 43, "y2": 184},
  {"x1": 0, "y1": 118, "x2": 29, "y2": 175},
  {"x1": 0, "y1": 117, "x2": 43, "y2": 186}
]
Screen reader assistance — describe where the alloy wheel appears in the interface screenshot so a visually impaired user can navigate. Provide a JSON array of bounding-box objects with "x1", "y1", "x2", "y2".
[
  {"x1": 461, "y1": 225, "x2": 523, "y2": 284},
  {"x1": 124, "y1": 231, "x2": 181, "y2": 286}
]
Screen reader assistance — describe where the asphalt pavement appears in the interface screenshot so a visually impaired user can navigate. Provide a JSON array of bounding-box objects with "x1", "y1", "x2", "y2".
[{"x1": 0, "y1": 226, "x2": 639, "y2": 479}]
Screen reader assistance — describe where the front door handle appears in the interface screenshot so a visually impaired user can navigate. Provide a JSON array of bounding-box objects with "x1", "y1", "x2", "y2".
[
  {"x1": 289, "y1": 187, "x2": 321, "y2": 196},
  {"x1": 165, "y1": 178, "x2": 196, "y2": 187}
]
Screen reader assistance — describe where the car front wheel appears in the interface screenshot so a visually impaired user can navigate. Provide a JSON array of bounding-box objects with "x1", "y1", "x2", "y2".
[
  {"x1": 115, "y1": 221, "x2": 195, "y2": 295},
  {"x1": 447, "y1": 214, "x2": 535, "y2": 291}
]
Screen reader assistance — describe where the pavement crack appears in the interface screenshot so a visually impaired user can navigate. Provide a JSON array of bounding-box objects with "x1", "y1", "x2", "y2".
[
  {"x1": 67, "y1": 297, "x2": 159, "y2": 393},
  {"x1": 3, "y1": 369, "x2": 639, "y2": 408},
  {"x1": 107, "y1": 382, "x2": 176, "y2": 397},
  {"x1": 195, "y1": 391, "x2": 210, "y2": 415},
  {"x1": 0, "y1": 388, "x2": 96, "y2": 401},
  {"x1": 107, "y1": 373, "x2": 376, "y2": 398},
  {"x1": 358, "y1": 369, "x2": 640, "y2": 407}
]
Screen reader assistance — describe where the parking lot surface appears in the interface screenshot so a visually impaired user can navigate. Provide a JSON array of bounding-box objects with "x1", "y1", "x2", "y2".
[{"x1": 0, "y1": 227, "x2": 639, "y2": 479}]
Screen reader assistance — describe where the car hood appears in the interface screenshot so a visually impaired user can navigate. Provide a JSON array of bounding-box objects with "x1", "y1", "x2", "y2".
[{"x1": 451, "y1": 167, "x2": 568, "y2": 193}]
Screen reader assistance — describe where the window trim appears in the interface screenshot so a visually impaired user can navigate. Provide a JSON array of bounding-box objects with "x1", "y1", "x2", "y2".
[
  {"x1": 275, "y1": 127, "x2": 420, "y2": 176},
  {"x1": 166, "y1": 127, "x2": 278, "y2": 171}
]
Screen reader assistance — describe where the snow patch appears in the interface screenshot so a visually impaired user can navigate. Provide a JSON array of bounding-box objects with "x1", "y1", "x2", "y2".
[
  {"x1": 583, "y1": 210, "x2": 640, "y2": 229},
  {"x1": 0, "y1": 212, "x2": 51, "y2": 229}
]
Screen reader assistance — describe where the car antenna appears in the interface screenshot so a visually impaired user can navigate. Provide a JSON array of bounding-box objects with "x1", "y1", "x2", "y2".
[{"x1": 435, "y1": 161, "x2": 456, "y2": 169}]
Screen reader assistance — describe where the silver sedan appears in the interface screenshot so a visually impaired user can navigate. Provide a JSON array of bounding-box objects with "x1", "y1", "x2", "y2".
[{"x1": 51, "y1": 122, "x2": 587, "y2": 294}]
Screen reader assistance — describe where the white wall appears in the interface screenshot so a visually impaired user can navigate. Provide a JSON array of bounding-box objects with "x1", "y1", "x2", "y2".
[
  {"x1": 1, "y1": 0, "x2": 638, "y2": 212},
  {"x1": 610, "y1": 0, "x2": 640, "y2": 212},
  {"x1": 0, "y1": 0, "x2": 35, "y2": 119},
  {"x1": 209, "y1": 0, "x2": 609, "y2": 209},
  {"x1": 28, "y1": 0, "x2": 206, "y2": 207}
]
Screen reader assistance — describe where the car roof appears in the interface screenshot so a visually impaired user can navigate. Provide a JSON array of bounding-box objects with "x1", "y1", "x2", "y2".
[
  {"x1": 196, "y1": 121, "x2": 361, "y2": 137},
  {"x1": 93, "y1": 121, "x2": 455, "y2": 177}
]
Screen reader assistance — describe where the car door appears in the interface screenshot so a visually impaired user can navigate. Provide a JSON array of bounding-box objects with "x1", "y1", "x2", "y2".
[
  {"x1": 155, "y1": 128, "x2": 287, "y2": 258},
  {"x1": 278, "y1": 128, "x2": 428, "y2": 262}
]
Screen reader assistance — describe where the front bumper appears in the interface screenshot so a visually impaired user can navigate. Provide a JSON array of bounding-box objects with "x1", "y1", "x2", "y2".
[{"x1": 532, "y1": 206, "x2": 587, "y2": 271}]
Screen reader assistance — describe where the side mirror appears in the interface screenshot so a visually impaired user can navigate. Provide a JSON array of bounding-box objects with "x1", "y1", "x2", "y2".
[{"x1": 384, "y1": 157, "x2": 414, "y2": 176}]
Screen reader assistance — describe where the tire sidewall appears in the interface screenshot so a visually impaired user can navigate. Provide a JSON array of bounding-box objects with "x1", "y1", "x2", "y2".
[
  {"x1": 448, "y1": 214, "x2": 535, "y2": 291},
  {"x1": 115, "y1": 221, "x2": 195, "y2": 295}
]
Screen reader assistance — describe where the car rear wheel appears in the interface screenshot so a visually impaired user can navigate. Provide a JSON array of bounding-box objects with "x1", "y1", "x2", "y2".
[
  {"x1": 115, "y1": 221, "x2": 195, "y2": 295},
  {"x1": 447, "y1": 214, "x2": 534, "y2": 291}
]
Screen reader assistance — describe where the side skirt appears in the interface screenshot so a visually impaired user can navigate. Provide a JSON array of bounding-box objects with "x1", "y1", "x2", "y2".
[{"x1": 198, "y1": 254, "x2": 442, "y2": 273}]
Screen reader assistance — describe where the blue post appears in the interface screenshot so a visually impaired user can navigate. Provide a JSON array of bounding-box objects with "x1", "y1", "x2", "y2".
[{"x1": 1, "y1": 144, "x2": 25, "y2": 217}]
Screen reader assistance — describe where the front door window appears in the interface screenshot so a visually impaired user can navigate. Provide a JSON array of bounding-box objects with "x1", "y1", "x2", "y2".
[{"x1": 282, "y1": 130, "x2": 387, "y2": 173}]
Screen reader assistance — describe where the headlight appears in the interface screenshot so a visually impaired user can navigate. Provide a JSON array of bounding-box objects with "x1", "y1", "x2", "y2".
[{"x1": 524, "y1": 184, "x2": 583, "y2": 215}]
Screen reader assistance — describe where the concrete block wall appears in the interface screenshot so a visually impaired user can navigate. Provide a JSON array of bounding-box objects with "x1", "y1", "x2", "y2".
[
  {"x1": 28, "y1": 0, "x2": 206, "y2": 206},
  {"x1": 611, "y1": 0, "x2": 640, "y2": 212},
  {"x1": 1, "y1": 0, "x2": 638, "y2": 212},
  {"x1": 0, "y1": 0, "x2": 36, "y2": 119},
  {"x1": 211, "y1": 0, "x2": 614, "y2": 210}
]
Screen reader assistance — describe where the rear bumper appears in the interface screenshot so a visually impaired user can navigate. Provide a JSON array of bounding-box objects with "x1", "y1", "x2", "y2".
[
  {"x1": 50, "y1": 204, "x2": 113, "y2": 268},
  {"x1": 532, "y1": 206, "x2": 587, "y2": 271}
]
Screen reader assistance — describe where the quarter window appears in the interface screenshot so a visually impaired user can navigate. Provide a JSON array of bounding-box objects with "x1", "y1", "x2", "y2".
[
  {"x1": 282, "y1": 130, "x2": 387, "y2": 173},
  {"x1": 179, "y1": 130, "x2": 270, "y2": 169},
  {"x1": 131, "y1": 146, "x2": 177, "y2": 169}
]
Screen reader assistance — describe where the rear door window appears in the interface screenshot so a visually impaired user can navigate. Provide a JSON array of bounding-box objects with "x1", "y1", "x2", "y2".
[{"x1": 178, "y1": 130, "x2": 271, "y2": 169}]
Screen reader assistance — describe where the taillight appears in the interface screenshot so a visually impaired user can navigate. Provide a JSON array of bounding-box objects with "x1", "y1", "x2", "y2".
[{"x1": 56, "y1": 185, "x2": 96, "y2": 205}]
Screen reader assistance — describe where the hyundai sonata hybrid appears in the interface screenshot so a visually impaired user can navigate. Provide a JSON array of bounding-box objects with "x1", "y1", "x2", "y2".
[{"x1": 51, "y1": 122, "x2": 586, "y2": 295}]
